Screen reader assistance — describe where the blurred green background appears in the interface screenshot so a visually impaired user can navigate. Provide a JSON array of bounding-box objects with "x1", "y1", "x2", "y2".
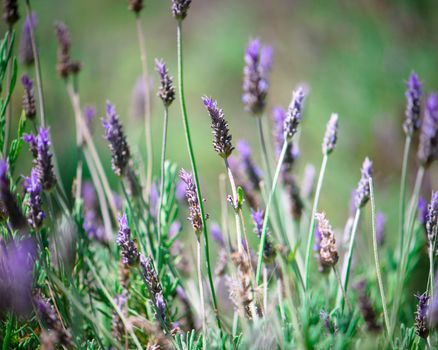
[{"x1": 3, "y1": 0, "x2": 438, "y2": 234}]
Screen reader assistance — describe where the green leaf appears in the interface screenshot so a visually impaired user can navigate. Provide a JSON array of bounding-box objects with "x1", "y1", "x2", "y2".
[{"x1": 7, "y1": 111, "x2": 26, "y2": 171}]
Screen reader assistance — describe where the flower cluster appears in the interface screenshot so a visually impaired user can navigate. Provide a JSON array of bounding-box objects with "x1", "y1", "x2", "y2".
[
  {"x1": 322, "y1": 113, "x2": 339, "y2": 155},
  {"x1": 19, "y1": 13, "x2": 37, "y2": 66},
  {"x1": 314, "y1": 212, "x2": 338, "y2": 271},
  {"x1": 155, "y1": 59, "x2": 175, "y2": 107},
  {"x1": 354, "y1": 157, "x2": 373, "y2": 210},
  {"x1": 21, "y1": 74, "x2": 36, "y2": 120},
  {"x1": 414, "y1": 293, "x2": 429, "y2": 339},
  {"x1": 284, "y1": 87, "x2": 306, "y2": 140},
  {"x1": 23, "y1": 168, "x2": 45, "y2": 230},
  {"x1": 251, "y1": 209, "x2": 276, "y2": 262},
  {"x1": 3, "y1": 0, "x2": 19, "y2": 27},
  {"x1": 403, "y1": 72, "x2": 422, "y2": 136},
  {"x1": 418, "y1": 93, "x2": 438, "y2": 167},
  {"x1": 426, "y1": 191, "x2": 438, "y2": 243},
  {"x1": 172, "y1": 0, "x2": 192, "y2": 20},
  {"x1": 116, "y1": 214, "x2": 139, "y2": 266},
  {"x1": 179, "y1": 169, "x2": 204, "y2": 236},
  {"x1": 54, "y1": 21, "x2": 81, "y2": 78}
]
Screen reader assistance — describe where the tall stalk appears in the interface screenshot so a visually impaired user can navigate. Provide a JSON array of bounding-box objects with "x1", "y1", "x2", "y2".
[
  {"x1": 157, "y1": 107, "x2": 169, "y2": 269},
  {"x1": 398, "y1": 136, "x2": 411, "y2": 266},
  {"x1": 135, "y1": 15, "x2": 153, "y2": 197},
  {"x1": 369, "y1": 177, "x2": 390, "y2": 337},
  {"x1": 196, "y1": 238, "x2": 207, "y2": 349},
  {"x1": 3, "y1": 29, "x2": 13, "y2": 156},
  {"x1": 304, "y1": 154, "x2": 328, "y2": 290},
  {"x1": 176, "y1": 20, "x2": 222, "y2": 333}
]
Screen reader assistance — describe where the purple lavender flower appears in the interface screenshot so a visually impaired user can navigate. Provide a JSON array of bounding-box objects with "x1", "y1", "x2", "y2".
[
  {"x1": 179, "y1": 169, "x2": 204, "y2": 236},
  {"x1": 355, "y1": 280, "x2": 381, "y2": 332},
  {"x1": 203, "y1": 96, "x2": 234, "y2": 159},
  {"x1": 320, "y1": 310, "x2": 336, "y2": 334},
  {"x1": 242, "y1": 39, "x2": 273, "y2": 115},
  {"x1": 23, "y1": 127, "x2": 57, "y2": 191},
  {"x1": 155, "y1": 58, "x2": 175, "y2": 107},
  {"x1": 211, "y1": 222, "x2": 225, "y2": 247},
  {"x1": 19, "y1": 12, "x2": 37, "y2": 66},
  {"x1": 418, "y1": 197, "x2": 428, "y2": 230},
  {"x1": 418, "y1": 93, "x2": 438, "y2": 167},
  {"x1": 284, "y1": 87, "x2": 306, "y2": 140},
  {"x1": 82, "y1": 181, "x2": 106, "y2": 243},
  {"x1": 3, "y1": 0, "x2": 19, "y2": 27},
  {"x1": 237, "y1": 140, "x2": 262, "y2": 191},
  {"x1": 403, "y1": 72, "x2": 422, "y2": 136},
  {"x1": 415, "y1": 293, "x2": 429, "y2": 339},
  {"x1": 315, "y1": 212, "x2": 338, "y2": 270},
  {"x1": 375, "y1": 212, "x2": 385, "y2": 247},
  {"x1": 21, "y1": 74, "x2": 36, "y2": 120},
  {"x1": 116, "y1": 214, "x2": 139, "y2": 266},
  {"x1": 128, "y1": 0, "x2": 143, "y2": 13},
  {"x1": 149, "y1": 182, "x2": 159, "y2": 218},
  {"x1": 0, "y1": 238, "x2": 36, "y2": 317},
  {"x1": 172, "y1": 0, "x2": 191, "y2": 20},
  {"x1": 23, "y1": 168, "x2": 45, "y2": 229},
  {"x1": 322, "y1": 113, "x2": 338, "y2": 155},
  {"x1": 84, "y1": 105, "x2": 96, "y2": 133},
  {"x1": 54, "y1": 21, "x2": 71, "y2": 78},
  {"x1": 102, "y1": 101, "x2": 131, "y2": 177},
  {"x1": 251, "y1": 208, "x2": 276, "y2": 262},
  {"x1": 175, "y1": 180, "x2": 186, "y2": 203},
  {"x1": 354, "y1": 157, "x2": 373, "y2": 209},
  {"x1": 0, "y1": 160, "x2": 27, "y2": 230},
  {"x1": 426, "y1": 191, "x2": 438, "y2": 243}
]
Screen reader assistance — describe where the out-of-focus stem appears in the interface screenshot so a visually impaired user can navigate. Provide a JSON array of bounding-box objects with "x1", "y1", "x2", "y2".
[
  {"x1": 398, "y1": 136, "x2": 411, "y2": 267},
  {"x1": 3, "y1": 29, "x2": 13, "y2": 156},
  {"x1": 196, "y1": 238, "x2": 207, "y2": 349}
]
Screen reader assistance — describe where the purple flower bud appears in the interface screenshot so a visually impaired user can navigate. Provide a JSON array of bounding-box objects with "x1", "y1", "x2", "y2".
[
  {"x1": 415, "y1": 293, "x2": 429, "y2": 339},
  {"x1": 403, "y1": 72, "x2": 422, "y2": 136},
  {"x1": 19, "y1": 12, "x2": 37, "y2": 66},
  {"x1": 23, "y1": 168, "x2": 45, "y2": 229},
  {"x1": 417, "y1": 93, "x2": 438, "y2": 167},
  {"x1": 322, "y1": 113, "x2": 338, "y2": 155},
  {"x1": 21, "y1": 74, "x2": 36, "y2": 120},
  {"x1": 211, "y1": 222, "x2": 225, "y2": 247},
  {"x1": 23, "y1": 128, "x2": 57, "y2": 191},
  {"x1": 237, "y1": 140, "x2": 262, "y2": 191},
  {"x1": 84, "y1": 105, "x2": 96, "y2": 133},
  {"x1": 426, "y1": 191, "x2": 438, "y2": 243},
  {"x1": 203, "y1": 96, "x2": 234, "y2": 158},
  {"x1": 155, "y1": 58, "x2": 175, "y2": 107},
  {"x1": 284, "y1": 87, "x2": 306, "y2": 140},
  {"x1": 102, "y1": 101, "x2": 131, "y2": 177},
  {"x1": 179, "y1": 169, "x2": 204, "y2": 236},
  {"x1": 3, "y1": 0, "x2": 19, "y2": 27},
  {"x1": 116, "y1": 214, "x2": 139, "y2": 266},
  {"x1": 242, "y1": 39, "x2": 273, "y2": 115},
  {"x1": 172, "y1": 0, "x2": 191, "y2": 20},
  {"x1": 354, "y1": 157, "x2": 373, "y2": 209},
  {"x1": 375, "y1": 212, "x2": 385, "y2": 247},
  {"x1": 128, "y1": 0, "x2": 143, "y2": 13},
  {"x1": 82, "y1": 181, "x2": 106, "y2": 243}
]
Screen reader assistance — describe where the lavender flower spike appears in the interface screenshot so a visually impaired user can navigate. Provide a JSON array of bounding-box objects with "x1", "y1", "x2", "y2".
[
  {"x1": 102, "y1": 101, "x2": 131, "y2": 177},
  {"x1": 23, "y1": 168, "x2": 45, "y2": 229},
  {"x1": 21, "y1": 74, "x2": 36, "y2": 120},
  {"x1": 322, "y1": 113, "x2": 338, "y2": 155},
  {"x1": 19, "y1": 12, "x2": 37, "y2": 66},
  {"x1": 354, "y1": 157, "x2": 373, "y2": 209},
  {"x1": 315, "y1": 212, "x2": 339, "y2": 269},
  {"x1": 251, "y1": 208, "x2": 276, "y2": 262},
  {"x1": 403, "y1": 72, "x2": 422, "y2": 136},
  {"x1": 54, "y1": 21, "x2": 71, "y2": 78},
  {"x1": 375, "y1": 212, "x2": 386, "y2": 247},
  {"x1": 415, "y1": 293, "x2": 429, "y2": 339},
  {"x1": 203, "y1": 96, "x2": 234, "y2": 159},
  {"x1": 155, "y1": 59, "x2": 175, "y2": 107},
  {"x1": 179, "y1": 169, "x2": 204, "y2": 237},
  {"x1": 284, "y1": 86, "x2": 306, "y2": 141},
  {"x1": 116, "y1": 214, "x2": 139, "y2": 266},
  {"x1": 417, "y1": 93, "x2": 438, "y2": 167},
  {"x1": 426, "y1": 191, "x2": 438, "y2": 243},
  {"x1": 3, "y1": 0, "x2": 19, "y2": 27},
  {"x1": 172, "y1": 0, "x2": 191, "y2": 20},
  {"x1": 128, "y1": 0, "x2": 143, "y2": 13},
  {"x1": 242, "y1": 39, "x2": 273, "y2": 115}
]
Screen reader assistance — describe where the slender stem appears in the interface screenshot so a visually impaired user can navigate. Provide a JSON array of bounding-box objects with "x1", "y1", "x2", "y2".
[
  {"x1": 196, "y1": 239, "x2": 207, "y2": 349},
  {"x1": 263, "y1": 266, "x2": 268, "y2": 312},
  {"x1": 256, "y1": 140, "x2": 288, "y2": 285},
  {"x1": 304, "y1": 154, "x2": 328, "y2": 290},
  {"x1": 369, "y1": 177, "x2": 390, "y2": 337},
  {"x1": 429, "y1": 243, "x2": 434, "y2": 302},
  {"x1": 333, "y1": 266, "x2": 351, "y2": 312},
  {"x1": 177, "y1": 20, "x2": 222, "y2": 333},
  {"x1": 336, "y1": 208, "x2": 361, "y2": 309},
  {"x1": 3, "y1": 29, "x2": 13, "y2": 156},
  {"x1": 135, "y1": 15, "x2": 153, "y2": 197},
  {"x1": 398, "y1": 136, "x2": 411, "y2": 265},
  {"x1": 157, "y1": 107, "x2": 169, "y2": 270}
]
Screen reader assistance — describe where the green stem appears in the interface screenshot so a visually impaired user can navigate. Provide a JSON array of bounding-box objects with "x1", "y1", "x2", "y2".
[
  {"x1": 369, "y1": 177, "x2": 390, "y2": 337},
  {"x1": 336, "y1": 208, "x2": 361, "y2": 309},
  {"x1": 177, "y1": 20, "x2": 222, "y2": 334},
  {"x1": 256, "y1": 140, "x2": 288, "y2": 285},
  {"x1": 197, "y1": 238, "x2": 207, "y2": 349},
  {"x1": 3, "y1": 29, "x2": 13, "y2": 156},
  {"x1": 304, "y1": 154, "x2": 328, "y2": 290},
  {"x1": 398, "y1": 136, "x2": 411, "y2": 267},
  {"x1": 429, "y1": 243, "x2": 434, "y2": 302},
  {"x1": 157, "y1": 107, "x2": 169, "y2": 270}
]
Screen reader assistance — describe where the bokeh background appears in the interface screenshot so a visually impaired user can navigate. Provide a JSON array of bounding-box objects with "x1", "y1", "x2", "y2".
[{"x1": 2, "y1": 0, "x2": 438, "y2": 239}]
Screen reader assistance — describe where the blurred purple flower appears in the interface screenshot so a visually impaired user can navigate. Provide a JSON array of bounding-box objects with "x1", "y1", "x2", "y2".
[
  {"x1": 403, "y1": 72, "x2": 422, "y2": 136},
  {"x1": 418, "y1": 93, "x2": 438, "y2": 167},
  {"x1": 19, "y1": 12, "x2": 37, "y2": 66},
  {"x1": 426, "y1": 191, "x2": 438, "y2": 243},
  {"x1": 116, "y1": 214, "x2": 139, "y2": 266},
  {"x1": 179, "y1": 169, "x2": 204, "y2": 236},
  {"x1": 23, "y1": 168, "x2": 45, "y2": 229},
  {"x1": 375, "y1": 212, "x2": 385, "y2": 247},
  {"x1": 237, "y1": 140, "x2": 262, "y2": 191},
  {"x1": 155, "y1": 58, "x2": 175, "y2": 107},
  {"x1": 211, "y1": 222, "x2": 225, "y2": 247},
  {"x1": 284, "y1": 86, "x2": 306, "y2": 140},
  {"x1": 172, "y1": 0, "x2": 192, "y2": 20},
  {"x1": 415, "y1": 293, "x2": 429, "y2": 339},
  {"x1": 322, "y1": 113, "x2": 338, "y2": 155},
  {"x1": 84, "y1": 105, "x2": 96, "y2": 133},
  {"x1": 21, "y1": 74, "x2": 36, "y2": 120},
  {"x1": 354, "y1": 157, "x2": 373, "y2": 209},
  {"x1": 3, "y1": 0, "x2": 19, "y2": 27}
]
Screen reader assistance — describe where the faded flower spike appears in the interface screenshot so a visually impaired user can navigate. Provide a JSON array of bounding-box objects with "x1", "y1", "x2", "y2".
[
  {"x1": 315, "y1": 212, "x2": 338, "y2": 270},
  {"x1": 403, "y1": 72, "x2": 422, "y2": 136},
  {"x1": 426, "y1": 191, "x2": 438, "y2": 243},
  {"x1": 19, "y1": 12, "x2": 37, "y2": 66},
  {"x1": 322, "y1": 113, "x2": 339, "y2": 155},
  {"x1": 23, "y1": 128, "x2": 57, "y2": 191},
  {"x1": 354, "y1": 157, "x2": 373, "y2": 209},
  {"x1": 155, "y1": 59, "x2": 175, "y2": 107},
  {"x1": 3, "y1": 0, "x2": 19, "y2": 27},
  {"x1": 242, "y1": 39, "x2": 273, "y2": 115},
  {"x1": 21, "y1": 75, "x2": 36, "y2": 120},
  {"x1": 172, "y1": 0, "x2": 191, "y2": 20},
  {"x1": 418, "y1": 93, "x2": 438, "y2": 167},
  {"x1": 415, "y1": 293, "x2": 429, "y2": 339},
  {"x1": 23, "y1": 168, "x2": 45, "y2": 230},
  {"x1": 251, "y1": 208, "x2": 276, "y2": 262},
  {"x1": 116, "y1": 214, "x2": 139, "y2": 266},
  {"x1": 284, "y1": 86, "x2": 306, "y2": 140},
  {"x1": 179, "y1": 169, "x2": 204, "y2": 236},
  {"x1": 102, "y1": 101, "x2": 131, "y2": 177},
  {"x1": 54, "y1": 21, "x2": 71, "y2": 78},
  {"x1": 203, "y1": 96, "x2": 234, "y2": 159},
  {"x1": 128, "y1": 0, "x2": 143, "y2": 13}
]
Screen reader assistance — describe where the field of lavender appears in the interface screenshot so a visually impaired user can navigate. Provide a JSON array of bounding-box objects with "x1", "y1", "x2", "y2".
[{"x1": 1, "y1": 0, "x2": 438, "y2": 349}]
